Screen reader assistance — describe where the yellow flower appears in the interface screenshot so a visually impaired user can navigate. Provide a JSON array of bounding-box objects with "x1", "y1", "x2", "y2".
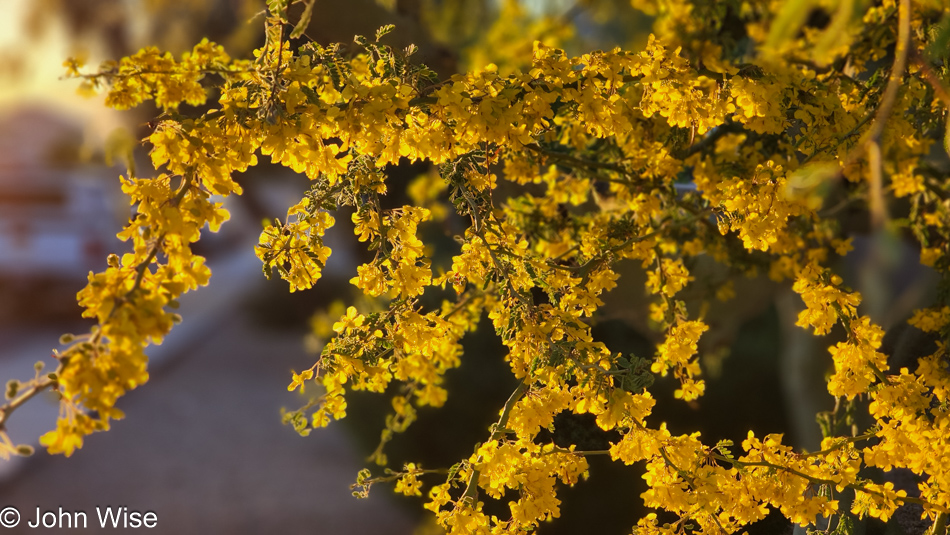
[
  {"x1": 909, "y1": 306, "x2": 950, "y2": 333},
  {"x1": 332, "y1": 306, "x2": 365, "y2": 335},
  {"x1": 287, "y1": 369, "x2": 314, "y2": 393}
]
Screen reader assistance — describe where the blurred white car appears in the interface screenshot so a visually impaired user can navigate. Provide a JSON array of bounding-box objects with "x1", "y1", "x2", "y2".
[{"x1": 0, "y1": 106, "x2": 123, "y2": 319}]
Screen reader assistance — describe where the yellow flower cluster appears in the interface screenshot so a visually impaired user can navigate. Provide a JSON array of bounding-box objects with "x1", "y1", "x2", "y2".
[
  {"x1": 6, "y1": 1, "x2": 947, "y2": 532},
  {"x1": 256, "y1": 197, "x2": 335, "y2": 292}
]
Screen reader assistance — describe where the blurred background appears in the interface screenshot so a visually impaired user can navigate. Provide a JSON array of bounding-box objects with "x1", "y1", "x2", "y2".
[
  {"x1": 0, "y1": 1, "x2": 651, "y2": 533},
  {"x1": 0, "y1": 0, "x2": 936, "y2": 534}
]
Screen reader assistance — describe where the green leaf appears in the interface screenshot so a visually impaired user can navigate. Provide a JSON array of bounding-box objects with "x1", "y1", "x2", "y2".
[
  {"x1": 355, "y1": 467, "x2": 372, "y2": 484},
  {"x1": 447, "y1": 462, "x2": 461, "y2": 480},
  {"x1": 715, "y1": 439, "x2": 735, "y2": 459},
  {"x1": 376, "y1": 24, "x2": 396, "y2": 42},
  {"x1": 267, "y1": 0, "x2": 289, "y2": 18},
  {"x1": 816, "y1": 410, "x2": 834, "y2": 438},
  {"x1": 830, "y1": 514, "x2": 856, "y2": 535},
  {"x1": 766, "y1": 0, "x2": 821, "y2": 52},
  {"x1": 5, "y1": 380, "x2": 18, "y2": 400},
  {"x1": 785, "y1": 162, "x2": 839, "y2": 210},
  {"x1": 812, "y1": 0, "x2": 866, "y2": 67},
  {"x1": 289, "y1": 0, "x2": 316, "y2": 39},
  {"x1": 619, "y1": 355, "x2": 654, "y2": 393},
  {"x1": 927, "y1": 14, "x2": 950, "y2": 63}
]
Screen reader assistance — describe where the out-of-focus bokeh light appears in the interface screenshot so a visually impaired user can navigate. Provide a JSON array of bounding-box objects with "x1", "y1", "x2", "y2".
[
  {"x1": 0, "y1": 0, "x2": 126, "y2": 126},
  {"x1": 0, "y1": 1, "x2": 131, "y2": 323}
]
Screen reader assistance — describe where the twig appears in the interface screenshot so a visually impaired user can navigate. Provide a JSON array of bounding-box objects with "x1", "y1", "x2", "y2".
[
  {"x1": 673, "y1": 121, "x2": 745, "y2": 160},
  {"x1": 802, "y1": 433, "x2": 876, "y2": 458},
  {"x1": 559, "y1": 208, "x2": 712, "y2": 285},
  {"x1": 523, "y1": 143, "x2": 632, "y2": 176},
  {"x1": 930, "y1": 512, "x2": 948, "y2": 535},
  {"x1": 711, "y1": 453, "x2": 948, "y2": 513},
  {"x1": 542, "y1": 447, "x2": 611, "y2": 457},
  {"x1": 844, "y1": 0, "x2": 910, "y2": 230},
  {"x1": 659, "y1": 447, "x2": 729, "y2": 534},
  {"x1": 1, "y1": 176, "x2": 197, "y2": 442},
  {"x1": 0, "y1": 378, "x2": 57, "y2": 431},
  {"x1": 910, "y1": 49, "x2": 950, "y2": 108},
  {"x1": 103, "y1": 175, "x2": 193, "y2": 327},
  {"x1": 459, "y1": 380, "x2": 529, "y2": 505}
]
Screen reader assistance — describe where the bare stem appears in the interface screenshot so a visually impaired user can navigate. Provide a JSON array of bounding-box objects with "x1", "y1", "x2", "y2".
[
  {"x1": 911, "y1": 50, "x2": 950, "y2": 107},
  {"x1": 524, "y1": 143, "x2": 632, "y2": 176},
  {"x1": 0, "y1": 378, "x2": 57, "y2": 432},
  {"x1": 802, "y1": 433, "x2": 876, "y2": 458},
  {"x1": 841, "y1": 0, "x2": 910, "y2": 229},
  {"x1": 930, "y1": 512, "x2": 948, "y2": 535}
]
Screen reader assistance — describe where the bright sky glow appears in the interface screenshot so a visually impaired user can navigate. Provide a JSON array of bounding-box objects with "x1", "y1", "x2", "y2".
[{"x1": 0, "y1": 0, "x2": 126, "y2": 152}]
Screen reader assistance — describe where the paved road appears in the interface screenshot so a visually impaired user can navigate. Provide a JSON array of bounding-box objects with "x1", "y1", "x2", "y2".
[
  {"x1": 0, "y1": 310, "x2": 416, "y2": 534},
  {"x1": 0, "y1": 188, "x2": 418, "y2": 534}
]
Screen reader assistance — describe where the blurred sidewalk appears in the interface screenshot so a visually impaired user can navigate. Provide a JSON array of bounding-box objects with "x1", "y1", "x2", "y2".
[
  {"x1": 0, "y1": 241, "x2": 265, "y2": 481},
  {"x1": 0, "y1": 254, "x2": 415, "y2": 533},
  {"x1": 0, "y1": 193, "x2": 416, "y2": 533}
]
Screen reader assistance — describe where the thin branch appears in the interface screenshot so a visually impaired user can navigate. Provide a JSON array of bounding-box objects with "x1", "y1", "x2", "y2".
[
  {"x1": 911, "y1": 50, "x2": 950, "y2": 107},
  {"x1": 0, "y1": 378, "x2": 57, "y2": 432},
  {"x1": 459, "y1": 379, "x2": 529, "y2": 505},
  {"x1": 523, "y1": 143, "x2": 632, "y2": 176},
  {"x1": 711, "y1": 453, "x2": 948, "y2": 513},
  {"x1": 801, "y1": 433, "x2": 876, "y2": 458},
  {"x1": 104, "y1": 175, "x2": 193, "y2": 326},
  {"x1": 357, "y1": 467, "x2": 449, "y2": 486},
  {"x1": 559, "y1": 208, "x2": 712, "y2": 285},
  {"x1": 1, "y1": 176, "x2": 197, "y2": 441},
  {"x1": 542, "y1": 447, "x2": 611, "y2": 457},
  {"x1": 70, "y1": 66, "x2": 251, "y2": 82},
  {"x1": 930, "y1": 512, "x2": 948, "y2": 535},
  {"x1": 659, "y1": 447, "x2": 729, "y2": 534},
  {"x1": 673, "y1": 121, "x2": 745, "y2": 160},
  {"x1": 844, "y1": 0, "x2": 910, "y2": 230},
  {"x1": 867, "y1": 138, "x2": 886, "y2": 230},
  {"x1": 862, "y1": 0, "x2": 910, "y2": 148}
]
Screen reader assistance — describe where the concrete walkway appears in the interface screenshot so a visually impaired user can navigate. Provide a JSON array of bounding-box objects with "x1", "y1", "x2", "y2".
[
  {"x1": 0, "y1": 187, "x2": 418, "y2": 534},
  {"x1": 0, "y1": 310, "x2": 415, "y2": 534}
]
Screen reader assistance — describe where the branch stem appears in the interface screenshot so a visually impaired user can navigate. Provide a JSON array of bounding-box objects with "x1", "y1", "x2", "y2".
[
  {"x1": 459, "y1": 379, "x2": 528, "y2": 505},
  {"x1": 0, "y1": 378, "x2": 57, "y2": 431}
]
